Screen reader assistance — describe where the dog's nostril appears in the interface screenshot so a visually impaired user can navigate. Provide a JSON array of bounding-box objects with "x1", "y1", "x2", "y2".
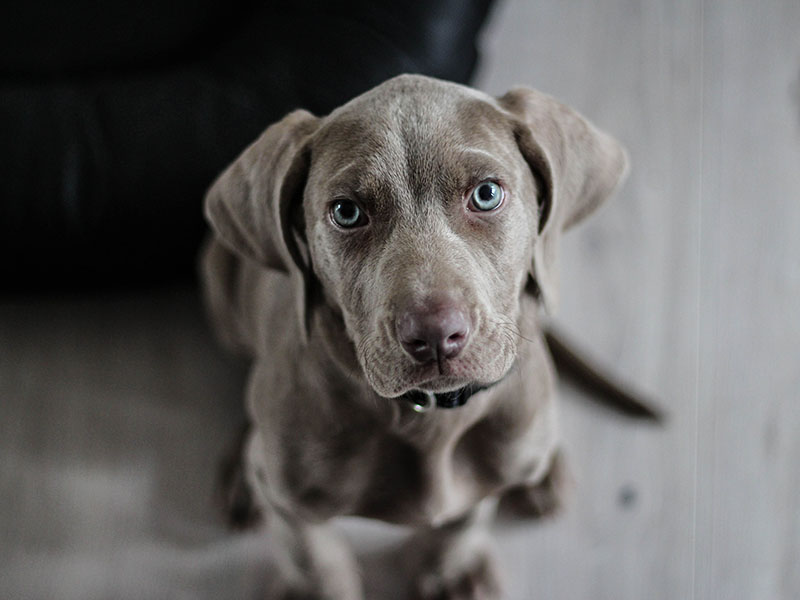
[{"x1": 440, "y1": 330, "x2": 468, "y2": 359}]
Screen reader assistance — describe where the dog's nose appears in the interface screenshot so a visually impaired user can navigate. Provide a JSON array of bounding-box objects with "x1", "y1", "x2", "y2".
[{"x1": 396, "y1": 302, "x2": 471, "y2": 363}]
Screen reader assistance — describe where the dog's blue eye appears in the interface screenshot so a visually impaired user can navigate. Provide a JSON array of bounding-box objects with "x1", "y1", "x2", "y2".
[
  {"x1": 331, "y1": 200, "x2": 366, "y2": 228},
  {"x1": 469, "y1": 181, "x2": 504, "y2": 211}
]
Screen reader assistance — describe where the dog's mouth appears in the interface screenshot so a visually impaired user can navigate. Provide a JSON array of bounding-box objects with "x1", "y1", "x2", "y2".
[
  {"x1": 397, "y1": 361, "x2": 515, "y2": 411},
  {"x1": 358, "y1": 321, "x2": 519, "y2": 408}
]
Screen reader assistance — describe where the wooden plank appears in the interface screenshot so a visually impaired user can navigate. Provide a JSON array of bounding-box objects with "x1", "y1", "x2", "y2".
[
  {"x1": 477, "y1": 0, "x2": 704, "y2": 598},
  {"x1": 478, "y1": 0, "x2": 800, "y2": 598},
  {"x1": 697, "y1": 1, "x2": 800, "y2": 598}
]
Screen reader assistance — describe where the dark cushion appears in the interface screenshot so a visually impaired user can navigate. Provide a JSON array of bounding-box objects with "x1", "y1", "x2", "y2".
[{"x1": 0, "y1": 0, "x2": 493, "y2": 290}]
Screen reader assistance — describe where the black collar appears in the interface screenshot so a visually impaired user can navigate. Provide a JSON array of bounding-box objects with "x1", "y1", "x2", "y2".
[{"x1": 401, "y1": 381, "x2": 494, "y2": 412}]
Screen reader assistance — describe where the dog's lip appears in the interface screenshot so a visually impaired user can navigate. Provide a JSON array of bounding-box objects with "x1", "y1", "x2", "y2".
[
  {"x1": 404, "y1": 372, "x2": 473, "y2": 395},
  {"x1": 396, "y1": 358, "x2": 505, "y2": 395},
  {"x1": 397, "y1": 354, "x2": 517, "y2": 397},
  {"x1": 401, "y1": 359, "x2": 469, "y2": 389},
  {"x1": 376, "y1": 376, "x2": 469, "y2": 399}
]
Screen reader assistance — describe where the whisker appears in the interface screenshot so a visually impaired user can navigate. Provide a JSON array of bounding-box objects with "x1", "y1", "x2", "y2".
[{"x1": 491, "y1": 318, "x2": 537, "y2": 344}]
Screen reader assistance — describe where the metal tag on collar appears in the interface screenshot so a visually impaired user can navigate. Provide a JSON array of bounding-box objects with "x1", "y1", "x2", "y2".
[{"x1": 409, "y1": 390, "x2": 436, "y2": 413}]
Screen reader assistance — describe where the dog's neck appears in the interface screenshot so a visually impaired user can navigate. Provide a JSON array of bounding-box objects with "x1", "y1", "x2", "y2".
[{"x1": 400, "y1": 381, "x2": 498, "y2": 412}]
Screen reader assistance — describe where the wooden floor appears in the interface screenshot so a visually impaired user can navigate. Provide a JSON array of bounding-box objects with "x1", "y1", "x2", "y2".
[{"x1": 2, "y1": 1, "x2": 799, "y2": 598}]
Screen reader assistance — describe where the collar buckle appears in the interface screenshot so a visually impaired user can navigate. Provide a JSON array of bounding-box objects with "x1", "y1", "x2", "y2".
[{"x1": 409, "y1": 390, "x2": 435, "y2": 412}]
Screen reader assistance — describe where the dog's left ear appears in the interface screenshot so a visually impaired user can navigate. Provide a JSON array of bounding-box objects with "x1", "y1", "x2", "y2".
[{"x1": 498, "y1": 88, "x2": 629, "y2": 313}]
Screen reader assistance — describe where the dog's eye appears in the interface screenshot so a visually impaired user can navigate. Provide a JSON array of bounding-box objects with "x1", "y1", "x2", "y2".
[
  {"x1": 331, "y1": 199, "x2": 367, "y2": 228},
  {"x1": 468, "y1": 181, "x2": 504, "y2": 212}
]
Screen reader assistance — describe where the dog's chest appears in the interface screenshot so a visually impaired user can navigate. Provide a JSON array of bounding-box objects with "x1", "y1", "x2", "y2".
[
  {"x1": 280, "y1": 405, "x2": 540, "y2": 526},
  {"x1": 355, "y1": 434, "x2": 499, "y2": 526}
]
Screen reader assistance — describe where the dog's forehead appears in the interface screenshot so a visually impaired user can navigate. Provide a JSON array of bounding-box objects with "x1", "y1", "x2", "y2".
[{"x1": 308, "y1": 76, "x2": 513, "y2": 194}]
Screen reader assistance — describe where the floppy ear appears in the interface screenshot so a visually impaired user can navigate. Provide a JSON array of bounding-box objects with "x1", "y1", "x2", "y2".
[
  {"x1": 204, "y1": 109, "x2": 319, "y2": 339},
  {"x1": 498, "y1": 88, "x2": 629, "y2": 313}
]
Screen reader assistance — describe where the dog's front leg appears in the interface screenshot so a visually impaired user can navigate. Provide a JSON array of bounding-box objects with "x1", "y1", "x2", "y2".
[
  {"x1": 499, "y1": 448, "x2": 571, "y2": 519},
  {"x1": 269, "y1": 505, "x2": 363, "y2": 600},
  {"x1": 405, "y1": 498, "x2": 502, "y2": 600}
]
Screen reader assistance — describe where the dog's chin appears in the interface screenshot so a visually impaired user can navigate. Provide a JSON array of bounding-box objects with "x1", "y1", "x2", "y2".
[
  {"x1": 365, "y1": 356, "x2": 515, "y2": 399},
  {"x1": 373, "y1": 377, "x2": 474, "y2": 399},
  {"x1": 412, "y1": 375, "x2": 475, "y2": 395}
]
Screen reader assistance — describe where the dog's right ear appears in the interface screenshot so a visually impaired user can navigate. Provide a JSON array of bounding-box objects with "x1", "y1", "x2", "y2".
[
  {"x1": 204, "y1": 109, "x2": 319, "y2": 271},
  {"x1": 204, "y1": 109, "x2": 319, "y2": 340}
]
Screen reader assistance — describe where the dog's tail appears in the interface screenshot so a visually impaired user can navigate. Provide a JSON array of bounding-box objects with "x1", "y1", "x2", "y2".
[{"x1": 544, "y1": 327, "x2": 665, "y2": 423}]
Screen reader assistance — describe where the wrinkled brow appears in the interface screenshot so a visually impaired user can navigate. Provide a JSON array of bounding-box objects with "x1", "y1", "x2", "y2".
[{"x1": 320, "y1": 145, "x2": 513, "y2": 206}]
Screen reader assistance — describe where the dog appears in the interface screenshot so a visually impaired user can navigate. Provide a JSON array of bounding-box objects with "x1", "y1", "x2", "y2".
[{"x1": 201, "y1": 74, "x2": 631, "y2": 599}]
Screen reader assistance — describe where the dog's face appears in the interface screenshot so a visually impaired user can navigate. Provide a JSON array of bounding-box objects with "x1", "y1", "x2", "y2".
[
  {"x1": 205, "y1": 75, "x2": 628, "y2": 399},
  {"x1": 303, "y1": 81, "x2": 537, "y2": 397}
]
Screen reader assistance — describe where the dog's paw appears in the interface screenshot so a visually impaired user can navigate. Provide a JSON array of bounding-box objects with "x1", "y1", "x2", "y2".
[
  {"x1": 411, "y1": 550, "x2": 502, "y2": 600},
  {"x1": 499, "y1": 449, "x2": 571, "y2": 519}
]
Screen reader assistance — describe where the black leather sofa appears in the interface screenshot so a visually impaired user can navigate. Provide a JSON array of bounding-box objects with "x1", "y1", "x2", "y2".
[{"x1": 1, "y1": 0, "x2": 494, "y2": 290}]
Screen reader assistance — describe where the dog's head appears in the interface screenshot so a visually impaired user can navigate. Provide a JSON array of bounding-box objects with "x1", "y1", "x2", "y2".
[{"x1": 205, "y1": 75, "x2": 627, "y2": 399}]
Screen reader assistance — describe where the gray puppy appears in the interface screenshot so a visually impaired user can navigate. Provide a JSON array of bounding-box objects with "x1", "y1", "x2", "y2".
[{"x1": 202, "y1": 74, "x2": 628, "y2": 599}]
